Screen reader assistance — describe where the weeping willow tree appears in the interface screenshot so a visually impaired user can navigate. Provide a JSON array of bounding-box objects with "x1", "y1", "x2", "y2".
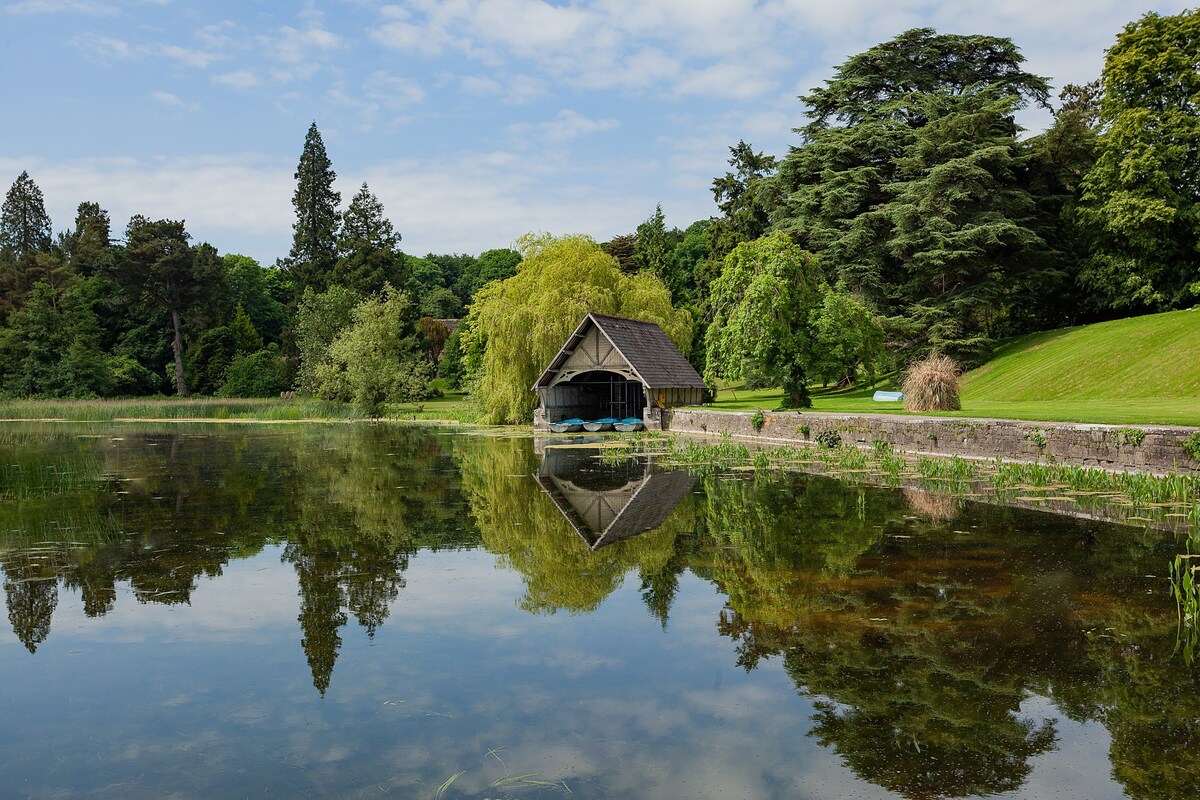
[{"x1": 463, "y1": 232, "x2": 692, "y2": 424}]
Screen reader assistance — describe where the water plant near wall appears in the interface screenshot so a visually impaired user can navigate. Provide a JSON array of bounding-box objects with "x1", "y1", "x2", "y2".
[
  {"x1": 1171, "y1": 515, "x2": 1200, "y2": 664},
  {"x1": 815, "y1": 429, "x2": 841, "y2": 448},
  {"x1": 1119, "y1": 427, "x2": 1147, "y2": 447},
  {"x1": 1184, "y1": 431, "x2": 1200, "y2": 463}
]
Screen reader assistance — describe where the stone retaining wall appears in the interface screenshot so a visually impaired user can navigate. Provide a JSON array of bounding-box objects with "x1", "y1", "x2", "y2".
[{"x1": 662, "y1": 409, "x2": 1200, "y2": 474}]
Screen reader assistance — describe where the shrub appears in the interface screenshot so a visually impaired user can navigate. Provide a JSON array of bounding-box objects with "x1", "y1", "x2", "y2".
[
  {"x1": 750, "y1": 409, "x2": 765, "y2": 432},
  {"x1": 902, "y1": 353, "x2": 961, "y2": 412},
  {"x1": 219, "y1": 345, "x2": 290, "y2": 398}
]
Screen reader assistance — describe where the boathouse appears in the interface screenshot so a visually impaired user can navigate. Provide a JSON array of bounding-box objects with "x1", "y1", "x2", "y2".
[{"x1": 532, "y1": 312, "x2": 707, "y2": 430}]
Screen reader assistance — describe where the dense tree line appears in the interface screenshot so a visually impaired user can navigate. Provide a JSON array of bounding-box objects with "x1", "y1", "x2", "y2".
[
  {"x1": 0, "y1": 122, "x2": 520, "y2": 407},
  {"x1": 1, "y1": 9, "x2": 1194, "y2": 409},
  {"x1": 597, "y1": 10, "x2": 1200, "y2": 403}
]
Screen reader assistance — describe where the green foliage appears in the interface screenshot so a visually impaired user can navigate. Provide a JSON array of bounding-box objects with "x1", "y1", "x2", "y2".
[
  {"x1": 113, "y1": 216, "x2": 223, "y2": 396},
  {"x1": 775, "y1": 28, "x2": 1055, "y2": 359},
  {"x1": 453, "y1": 248, "x2": 521, "y2": 302},
  {"x1": 810, "y1": 291, "x2": 885, "y2": 386},
  {"x1": 313, "y1": 284, "x2": 434, "y2": 414},
  {"x1": 464, "y1": 232, "x2": 691, "y2": 424},
  {"x1": 64, "y1": 201, "x2": 112, "y2": 278},
  {"x1": 1182, "y1": 432, "x2": 1200, "y2": 463},
  {"x1": 750, "y1": 409, "x2": 765, "y2": 432},
  {"x1": 708, "y1": 141, "x2": 779, "y2": 260},
  {"x1": 0, "y1": 283, "x2": 112, "y2": 398},
  {"x1": 704, "y1": 232, "x2": 825, "y2": 408},
  {"x1": 437, "y1": 329, "x2": 465, "y2": 389},
  {"x1": 1118, "y1": 428, "x2": 1146, "y2": 447},
  {"x1": 186, "y1": 326, "x2": 236, "y2": 396},
  {"x1": 419, "y1": 286, "x2": 463, "y2": 319},
  {"x1": 293, "y1": 284, "x2": 361, "y2": 395},
  {"x1": 334, "y1": 182, "x2": 406, "y2": 295},
  {"x1": 284, "y1": 122, "x2": 340, "y2": 293},
  {"x1": 815, "y1": 429, "x2": 842, "y2": 449},
  {"x1": 106, "y1": 354, "x2": 158, "y2": 396},
  {"x1": 0, "y1": 170, "x2": 52, "y2": 262},
  {"x1": 223, "y1": 255, "x2": 286, "y2": 343},
  {"x1": 635, "y1": 204, "x2": 685, "y2": 300},
  {"x1": 219, "y1": 344, "x2": 290, "y2": 398},
  {"x1": 1078, "y1": 9, "x2": 1200, "y2": 311},
  {"x1": 228, "y1": 304, "x2": 262, "y2": 355}
]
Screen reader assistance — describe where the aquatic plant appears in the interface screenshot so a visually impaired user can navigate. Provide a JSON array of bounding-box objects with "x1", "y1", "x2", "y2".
[{"x1": 1183, "y1": 431, "x2": 1200, "y2": 463}]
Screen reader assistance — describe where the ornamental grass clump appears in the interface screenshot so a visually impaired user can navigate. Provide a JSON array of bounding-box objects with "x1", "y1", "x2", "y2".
[{"x1": 902, "y1": 353, "x2": 962, "y2": 412}]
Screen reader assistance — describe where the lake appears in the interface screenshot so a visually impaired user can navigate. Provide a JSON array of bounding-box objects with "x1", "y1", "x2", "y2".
[{"x1": 0, "y1": 423, "x2": 1196, "y2": 799}]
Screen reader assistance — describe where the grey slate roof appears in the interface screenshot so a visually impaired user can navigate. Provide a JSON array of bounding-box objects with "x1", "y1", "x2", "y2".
[{"x1": 534, "y1": 312, "x2": 707, "y2": 389}]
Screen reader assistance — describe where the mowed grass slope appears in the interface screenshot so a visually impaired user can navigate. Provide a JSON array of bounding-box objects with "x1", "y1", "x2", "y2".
[
  {"x1": 701, "y1": 309, "x2": 1200, "y2": 426},
  {"x1": 963, "y1": 309, "x2": 1200, "y2": 401}
]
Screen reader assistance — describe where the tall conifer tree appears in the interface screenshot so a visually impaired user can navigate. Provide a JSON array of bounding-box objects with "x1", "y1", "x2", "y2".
[
  {"x1": 286, "y1": 122, "x2": 340, "y2": 293},
  {"x1": 334, "y1": 182, "x2": 405, "y2": 295},
  {"x1": 0, "y1": 171, "x2": 52, "y2": 261}
]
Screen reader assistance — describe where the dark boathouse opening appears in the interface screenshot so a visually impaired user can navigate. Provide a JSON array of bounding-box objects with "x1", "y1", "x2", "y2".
[{"x1": 540, "y1": 370, "x2": 646, "y2": 422}]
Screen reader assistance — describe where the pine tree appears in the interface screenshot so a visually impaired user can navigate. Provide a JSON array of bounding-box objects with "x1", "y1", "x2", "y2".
[
  {"x1": 66, "y1": 201, "x2": 112, "y2": 276},
  {"x1": 113, "y1": 217, "x2": 224, "y2": 396},
  {"x1": 0, "y1": 171, "x2": 52, "y2": 262},
  {"x1": 285, "y1": 122, "x2": 341, "y2": 293},
  {"x1": 0, "y1": 171, "x2": 53, "y2": 312},
  {"x1": 334, "y1": 182, "x2": 405, "y2": 295}
]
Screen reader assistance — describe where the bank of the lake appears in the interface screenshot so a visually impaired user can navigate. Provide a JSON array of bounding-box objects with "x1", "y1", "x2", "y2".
[{"x1": 661, "y1": 408, "x2": 1200, "y2": 475}]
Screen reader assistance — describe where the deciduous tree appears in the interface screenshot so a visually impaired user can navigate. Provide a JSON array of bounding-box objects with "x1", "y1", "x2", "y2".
[
  {"x1": 465, "y1": 233, "x2": 691, "y2": 424},
  {"x1": 1077, "y1": 9, "x2": 1200, "y2": 310}
]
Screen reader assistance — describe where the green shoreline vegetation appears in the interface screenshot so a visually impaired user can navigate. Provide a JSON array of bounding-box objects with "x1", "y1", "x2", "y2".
[{"x1": 595, "y1": 433, "x2": 1200, "y2": 529}]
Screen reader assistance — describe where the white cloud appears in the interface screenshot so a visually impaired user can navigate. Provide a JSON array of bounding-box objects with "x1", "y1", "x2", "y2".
[
  {"x1": 365, "y1": 71, "x2": 425, "y2": 109},
  {"x1": 71, "y1": 32, "x2": 131, "y2": 60},
  {"x1": 267, "y1": 25, "x2": 344, "y2": 64},
  {"x1": 150, "y1": 89, "x2": 187, "y2": 108},
  {"x1": 157, "y1": 43, "x2": 222, "y2": 68},
  {"x1": 71, "y1": 33, "x2": 222, "y2": 68},
  {"x1": 213, "y1": 69, "x2": 259, "y2": 89},
  {"x1": 460, "y1": 74, "x2": 502, "y2": 96},
  {"x1": 536, "y1": 109, "x2": 619, "y2": 143},
  {"x1": 195, "y1": 20, "x2": 237, "y2": 49}
]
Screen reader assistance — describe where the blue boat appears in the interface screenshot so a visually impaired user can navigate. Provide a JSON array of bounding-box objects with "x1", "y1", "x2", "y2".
[
  {"x1": 614, "y1": 418, "x2": 644, "y2": 432},
  {"x1": 548, "y1": 417, "x2": 586, "y2": 433},
  {"x1": 583, "y1": 417, "x2": 619, "y2": 432}
]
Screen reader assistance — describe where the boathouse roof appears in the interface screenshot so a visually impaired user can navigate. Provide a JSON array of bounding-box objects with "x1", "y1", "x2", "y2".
[{"x1": 532, "y1": 312, "x2": 706, "y2": 391}]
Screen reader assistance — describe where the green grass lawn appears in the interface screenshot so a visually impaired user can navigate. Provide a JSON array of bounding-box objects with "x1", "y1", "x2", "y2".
[{"x1": 696, "y1": 308, "x2": 1200, "y2": 426}]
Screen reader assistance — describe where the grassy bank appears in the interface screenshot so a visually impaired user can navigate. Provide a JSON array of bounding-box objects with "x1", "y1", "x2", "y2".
[
  {"x1": 0, "y1": 397, "x2": 367, "y2": 422},
  {"x1": 0, "y1": 393, "x2": 488, "y2": 425},
  {"x1": 698, "y1": 308, "x2": 1200, "y2": 426}
]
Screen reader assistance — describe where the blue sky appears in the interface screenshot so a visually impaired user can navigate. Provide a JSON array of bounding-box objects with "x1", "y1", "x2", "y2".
[{"x1": 0, "y1": 0, "x2": 1190, "y2": 265}]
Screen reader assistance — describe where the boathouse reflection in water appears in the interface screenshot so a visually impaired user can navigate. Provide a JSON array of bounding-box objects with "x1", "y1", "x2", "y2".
[{"x1": 534, "y1": 443, "x2": 696, "y2": 549}]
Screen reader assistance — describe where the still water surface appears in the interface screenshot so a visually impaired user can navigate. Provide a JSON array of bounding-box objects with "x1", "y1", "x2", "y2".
[{"x1": 0, "y1": 424, "x2": 1196, "y2": 799}]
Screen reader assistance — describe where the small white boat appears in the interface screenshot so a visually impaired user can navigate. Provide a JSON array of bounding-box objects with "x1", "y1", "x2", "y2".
[
  {"x1": 583, "y1": 417, "x2": 618, "y2": 432},
  {"x1": 549, "y1": 418, "x2": 585, "y2": 433},
  {"x1": 614, "y1": 418, "x2": 644, "y2": 432}
]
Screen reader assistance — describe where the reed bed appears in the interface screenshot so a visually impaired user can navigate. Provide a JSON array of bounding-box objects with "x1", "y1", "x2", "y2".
[{"x1": 0, "y1": 397, "x2": 367, "y2": 422}]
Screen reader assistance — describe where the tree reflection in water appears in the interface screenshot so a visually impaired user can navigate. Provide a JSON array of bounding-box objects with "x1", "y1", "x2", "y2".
[{"x1": 1, "y1": 426, "x2": 1198, "y2": 798}]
